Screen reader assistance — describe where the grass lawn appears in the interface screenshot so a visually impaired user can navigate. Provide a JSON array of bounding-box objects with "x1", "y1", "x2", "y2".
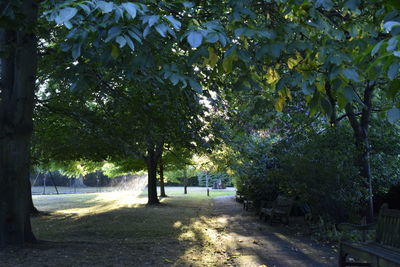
[{"x1": 0, "y1": 187, "x2": 235, "y2": 266}]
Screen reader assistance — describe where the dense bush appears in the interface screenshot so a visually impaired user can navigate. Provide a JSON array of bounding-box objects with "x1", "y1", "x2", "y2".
[
  {"x1": 269, "y1": 127, "x2": 362, "y2": 222},
  {"x1": 230, "y1": 122, "x2": 400, "y2": 223}
]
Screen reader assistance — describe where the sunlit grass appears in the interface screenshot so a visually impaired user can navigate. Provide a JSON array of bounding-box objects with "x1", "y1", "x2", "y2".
[
  {"x1": 28, "y1": 186, "x2": 235, "y2": 266},
  {"x1": 32, "y1": 186, "x2": 235, "y2": 216}
]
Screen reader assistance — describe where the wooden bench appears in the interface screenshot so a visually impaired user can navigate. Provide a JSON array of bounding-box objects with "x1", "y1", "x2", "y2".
[
  {"x1": 259, "y1": 195, "x2": 293, "y2": 225},
  {"x1": 243, "y1": 198, "x2": 254, "y2": 211},
  {"x1": 235, "y1": 193, "x2": 244, "y2": 203},
  {"x1": 338, "y1": 204, "x2": 400, "y2": 267}
]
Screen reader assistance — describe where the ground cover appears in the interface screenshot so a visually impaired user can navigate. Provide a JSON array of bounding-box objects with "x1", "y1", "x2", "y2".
[
  {"x1": 0, "y1": 187, "x2": 336, "y2": 266},
  {"x1": 1, "y1": 187, "x2": 235, "y2": 266}
]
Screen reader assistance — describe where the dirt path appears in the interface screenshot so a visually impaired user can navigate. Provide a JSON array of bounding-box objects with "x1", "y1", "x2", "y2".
[{"x1": 211, "y1": 195, "x2": 337, "y2": 267}]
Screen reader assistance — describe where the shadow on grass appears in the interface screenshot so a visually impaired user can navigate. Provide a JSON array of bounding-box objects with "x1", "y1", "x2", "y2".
[
  {"x1": 0, "y1": 194, "x2": 225, "y2": 266},
  {"x1": 1, "y1": 193, "x2": 335, "y2": 266}
]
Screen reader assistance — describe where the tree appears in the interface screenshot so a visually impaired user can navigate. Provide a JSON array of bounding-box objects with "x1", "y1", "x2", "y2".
[
  {"x1": 264, "y1": 0, "x2": 400, "y2": 222},
  {"x1": 0, "y1": 0, "x2": 39, "y2": 246}
]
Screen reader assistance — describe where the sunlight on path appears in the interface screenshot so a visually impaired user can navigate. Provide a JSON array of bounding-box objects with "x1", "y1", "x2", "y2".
[{"x1": 212, "y1": 195, "x2": 336, "y2": 267}]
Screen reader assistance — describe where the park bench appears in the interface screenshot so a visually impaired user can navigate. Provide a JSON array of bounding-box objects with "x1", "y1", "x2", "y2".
[
  {"x1": 259, "y1": 195, "x2": 293, "y2": 225},
  {"x1": 338, "y1": 204, "x2": 400, "y2": 267},
  {"x1": 235, "y1": 193, "x2": 244, "y2": 203},
  {"x1": 243, "y1": 198, "x2": 254, "y2": 211}
]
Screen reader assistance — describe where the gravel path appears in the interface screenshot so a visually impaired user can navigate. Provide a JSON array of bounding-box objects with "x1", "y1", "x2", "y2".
[{"x1": 211, "y1": 195, "x2": 337, "y2": 267}]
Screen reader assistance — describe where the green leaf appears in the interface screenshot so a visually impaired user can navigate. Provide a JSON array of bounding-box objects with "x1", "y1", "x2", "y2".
[
  {"x1": 224, "y1": 44, "x2": 237, "y2": 57},
  {"x1": 111, "y1": 44, "x2": 119, "y2": 59},
  {"x1": 122, "y1": 3, "x2": 137, "y2": 19},
  {"x1": 105, "y1": 26, "x2": 121, "y2": 42},
  {"x1": 257, "y1": 29, "x2": 276, "y2": 39},
  {"x1": 124, "y1": 35, "x2": 135, "y2": 51},
  {"x1": 116, "y1": 36, "x2": 126, "y2": 48},
  {"x1": 128, "y1": 29, "x2": 142, "y2": 43},
  {"x1": 97, "y1": 1, "x2": 113, "y2": 13},
  {"x1": 57, "y1": 7, "x2": 78, "y2": 24},
  {"x1": 143, "y1": 26, "x2": 151, "y2": 38},
  {"x1": 155, "y1": 24, "x2": 168, "y2": 37},
  {"x1": 223, "y1": 57, "x2": 233, "y2": 73},
  {"x1": 189, "y1": 79, "x2": 202, "y2": 93},
  {"x1": 386, "y1": 79, "x2": 400, "y2": 98},
  {"x1": 234, "y1": 28, "x2": 246, "y2": 37},
  {"x1": 384, "y1": 21, "x2": 400, "y2": 32},
  {"x1": 269, "y1": 43, "x2": 284, "y2": 58},
  {"x1": 170, "y1": 74, "x2": 180, "y2": 85},
  {"x1": 315, "y1": 0, "x2": 333, "y2": 10},
  {"x1": 387, "y1": 108, "x2": 400, "y2": 124},
  {"x1": 343, "y1": 86, "x2": 356, "y2": 102},
  {"x1": 165, "y1": 15, "x2": 181, "y2": 30},
  {"x1": 147, "y1": 15, "x2": 160, "y2": 27},
  {"x1": 321, "y1": 97, "x2": 332, "y2": 116},
  {"x1": 371, "y1": 41, "x2": 383, "y2": 56},
  {"x1": 64, "y1": 21, "x2": 73, "y2": 29},
  {"x1": 183, "y1": 2, "x2": 194, "y2": 8},
  {"x1": 345, "y1": 0, "x2": 360, "y2": 10},
  {"x1": 72, "y1": 42, "x2": 81, "y2": 59},
  {"x1": 342, "y1": 68, "x2": 360, "y2": 82},
  {"x1": 78, "y1": 4, "x2": 91, "y2": 15},
  {"x1": 343, "y1": 86, "x2": 364, "y2": 105},
  {"x1": 187, "y1": 31, "x2": 203, "y2": 48},
  {"x1": 387, "y1": 37, "x2": 398, "y2": 52},
  {"x1": 206, "y1": 32, "x2": 219, "y2": 43},
  {"x1": 301, "y1": 82, "x2": 314, "y2": 96},
  {"x1": 388, "y1": 62, "x2": 399, "y2": 80},
  {"x1": 218, "y1": 33, "x2": 227, "y2": 47}
]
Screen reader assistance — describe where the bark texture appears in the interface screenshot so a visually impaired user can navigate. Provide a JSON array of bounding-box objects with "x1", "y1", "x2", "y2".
[
  {"x1": 0, "y1": 0, "x2": 39, "y2": 246},
  {"x1": 158, "y1": 156, "x2": 167, "y2": 198},
  {"x1": 345, "y1": 83, "x2": 374, "y2": 223},
  {"x1": 146, "y1": 144, "x2": 161, "y2": 205}
]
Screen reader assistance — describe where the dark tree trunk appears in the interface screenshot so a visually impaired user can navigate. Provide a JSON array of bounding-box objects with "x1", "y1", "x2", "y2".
[
  {"x1": 158, "y1": 156, "x2": 167, "y2": 198},
  {"x1": 146, "y1": 145, "x2": 161, "y2": 205},
  {"x1": 0, "y1": 0, "x2": 39, "y2": 246},
  {"x1": 345, "y1": 84, "x2": 375, "y2": 223},
  {"x1": 183, "y1": 168, "x2": 188, "y2": 195},
  {"x1": 27, "y1": 179, "x2": 39, "y2": 216}
]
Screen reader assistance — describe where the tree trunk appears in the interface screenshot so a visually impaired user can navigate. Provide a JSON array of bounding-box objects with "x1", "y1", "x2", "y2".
[
  {"x1": 0, "y1": 0, "x2": 39, "y2": 246},
  {"x1": 158, "y1": 156, "x2": 167, "y2": 198},
  {"x1": 345, "y1": 83, "x2": 375, "y2": 223},
  {"x1": 146, "y1": 145, "x2": 160, "y2": 205},
  {"x1": 183, "y1": 168, "x2": 188, "y2": 194},
  {"x1": 27, "y1": 179, "x2": 39, "y2": 216}
]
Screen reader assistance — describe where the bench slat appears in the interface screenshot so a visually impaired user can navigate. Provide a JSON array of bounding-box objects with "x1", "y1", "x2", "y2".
[
  {"x1": 339, "y1": 204, "x2": 400, "y2": 267},
  {"x1": 341, "y1": 242, "x2": 400, "y2": 266}
]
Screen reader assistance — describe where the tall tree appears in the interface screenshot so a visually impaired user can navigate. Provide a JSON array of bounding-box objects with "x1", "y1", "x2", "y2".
[{"x1": 0, "y1": 0, "x2": 39, "y2": 245}]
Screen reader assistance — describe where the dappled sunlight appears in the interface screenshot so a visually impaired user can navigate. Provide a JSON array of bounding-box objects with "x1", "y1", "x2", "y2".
[
  {"x1": 173, "y1": 221, "x2": 183, "y2": 228},
  {"x1": 175, "y1": 215, "x2": 229, "y2": 266},
  {"x1": 54, "y1": 191, "x2": 147, "y2": 217}
]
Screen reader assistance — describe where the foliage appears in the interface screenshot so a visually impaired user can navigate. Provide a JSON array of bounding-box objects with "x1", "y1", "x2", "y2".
[{"x1": 269, "y1": 126, "x2": 361, "y2": 222}]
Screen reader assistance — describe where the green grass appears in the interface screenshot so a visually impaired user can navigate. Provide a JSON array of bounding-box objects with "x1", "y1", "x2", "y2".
[
  {"x1": 31, "y1": 186, "x2": 235, "y2": 240},
  {"x1": 22, "y1": 187, "x2": 236, "y2": 266}
]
